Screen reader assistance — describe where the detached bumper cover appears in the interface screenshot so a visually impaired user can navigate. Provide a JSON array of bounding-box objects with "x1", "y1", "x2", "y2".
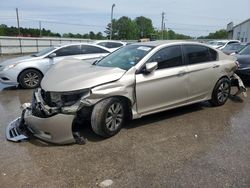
[
  {"x1": 6, "y1": 89, "x2": 77, "y2": 144},
  {"x1": 6, "y1": 108, "x2": 76, "y2": 144}
]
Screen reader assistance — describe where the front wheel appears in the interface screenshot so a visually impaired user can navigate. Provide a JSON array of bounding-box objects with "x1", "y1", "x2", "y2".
[
  {"x1": 19, "y1": 69, "x2": 43, "y2": 89},
  {"x1": 210, "y1": 77, "x2": 231, "y2": 106},
  {"x1": 91, "y1": 98, "x2": 125, "y2": 138}
]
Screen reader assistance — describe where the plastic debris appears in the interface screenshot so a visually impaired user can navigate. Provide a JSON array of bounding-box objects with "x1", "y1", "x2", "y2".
[{"x1": 99, "y1": 179, "x2": 113, "y2": 187}]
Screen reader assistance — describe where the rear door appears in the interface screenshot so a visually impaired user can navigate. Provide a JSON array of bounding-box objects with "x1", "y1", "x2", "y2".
[
  {"x1": 135, "y1": 45, "x2": 189, "y2": 115},
  {"x1": 79, "y1": 45, "x2": 110, "y2": 60},
  {"x1": 52, "y1": 44, "x2": 82, "y2": 62},
  {"x1": 183, "y1": 45, "x2": 220, "y2": 102}
]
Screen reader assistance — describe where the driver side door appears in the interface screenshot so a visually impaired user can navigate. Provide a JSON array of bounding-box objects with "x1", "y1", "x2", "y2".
[{"x1": 135, "y1": 45, "x2": 189, "y2": 116}]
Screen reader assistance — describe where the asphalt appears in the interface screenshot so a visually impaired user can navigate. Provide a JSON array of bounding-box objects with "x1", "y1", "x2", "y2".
[{"x1": 0, "y1": 56, "x2": 250, "y2": 188}]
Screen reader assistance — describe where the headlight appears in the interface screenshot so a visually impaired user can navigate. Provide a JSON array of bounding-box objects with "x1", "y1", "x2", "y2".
[
  {"x1": 3, "y1": 64, "x2": 17, "y2": 71},
  {"x1": 49, "y1": 89, "x2": 91, "y2": 107}
]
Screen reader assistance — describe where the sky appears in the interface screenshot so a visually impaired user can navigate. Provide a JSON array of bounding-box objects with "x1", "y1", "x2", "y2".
[{"x1": 0, "y1": 0, "x2": 249, "y2": 37}]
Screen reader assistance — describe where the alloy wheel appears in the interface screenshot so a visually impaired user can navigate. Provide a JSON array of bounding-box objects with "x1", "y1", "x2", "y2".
[{"x1": 105, "y1": 102, "x2": 124, "y2": 132}]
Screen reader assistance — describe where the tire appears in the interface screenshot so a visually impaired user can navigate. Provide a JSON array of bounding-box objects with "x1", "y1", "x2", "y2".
[
  {"x1": 19, "y1": 69, "x2": 43, "y2": 89},
  {"x1": 91, "y1": 98, "x2": 125, "y2": 138},
  {"x1": 210, "y1": 77, "x2": 231, "y2": 106}
]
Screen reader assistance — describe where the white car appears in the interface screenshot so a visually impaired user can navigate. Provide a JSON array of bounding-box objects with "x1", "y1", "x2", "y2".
[
  {"x1": 0, "y1": 43, "x2": 111, "y2": 88},
  {"x1": 92, "y1": 40, "x2": 127, "y2": 52},
  {"x1": 207, "y1": 40, "x2": 240, "y2": 50}
]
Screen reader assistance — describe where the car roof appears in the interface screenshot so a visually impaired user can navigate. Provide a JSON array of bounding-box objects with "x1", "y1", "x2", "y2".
[
  {"x1": 93, "y1": 40, "x2": 126, "y2": 44},
  {"x1": 131, "y1": 40, "x2": 213, "y2": 47},
  {"x1": 55, "y1": 42, "x2": 112, "y2": 52}
]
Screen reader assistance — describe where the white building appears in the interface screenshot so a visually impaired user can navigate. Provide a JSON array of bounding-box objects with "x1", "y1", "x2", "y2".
[{"x1": 227, "y1": 18, "x2": 250, "y2": 43}]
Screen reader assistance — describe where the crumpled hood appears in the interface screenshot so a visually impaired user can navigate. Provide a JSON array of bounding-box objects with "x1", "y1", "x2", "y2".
[
  {"x1": 41, "y1": 58, "x2": 126, "y2": 92},
  {"x1": 0, "y1": 55, "x2": 37, "y2": 66}
]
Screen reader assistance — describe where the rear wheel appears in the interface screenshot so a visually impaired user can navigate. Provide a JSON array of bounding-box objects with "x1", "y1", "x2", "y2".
[
  {"x1": 91, "y1": 98, "x2": 125, "y2": 138},
  {"x1": 19, "y1": 69, "x2": 43, "y2": 89},
  {"x1": 210, "y1": 77, "x2": 231, "y2": 106}
]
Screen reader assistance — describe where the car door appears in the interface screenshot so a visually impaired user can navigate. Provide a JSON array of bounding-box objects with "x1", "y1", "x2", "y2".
[
  {"x1": 135, "y1": 45, "x2": 189, "y2": 115},
  {"x1": 48, "y1": 45, "x2": 82, "y2": 67},
  {"x1": 183, "y1": 45, "x2": 220, "y2": 102}
]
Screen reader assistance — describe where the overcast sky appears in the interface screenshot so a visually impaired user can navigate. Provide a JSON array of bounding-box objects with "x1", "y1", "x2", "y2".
[{"x1": 0, "y1": 0, "x2": 249, "y2": 37}]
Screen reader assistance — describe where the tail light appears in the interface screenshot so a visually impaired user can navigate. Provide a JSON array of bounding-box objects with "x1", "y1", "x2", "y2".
[{"x1": 235, "y1": 60, "x2": 240, "y2": 69}]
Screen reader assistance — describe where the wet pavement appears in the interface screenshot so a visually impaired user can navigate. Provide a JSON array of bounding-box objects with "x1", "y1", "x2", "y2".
[{"x1": 0, "y1": 57, "x2": 250, "y2": 187}]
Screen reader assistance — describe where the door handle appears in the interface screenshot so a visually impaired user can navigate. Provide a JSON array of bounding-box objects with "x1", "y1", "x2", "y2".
[
  {"x1": 213, "y1": 65, "x2": 220, "y2": 68},
  {"x1": 178, "y1": 71, "x2": 186, "y2": 77}
]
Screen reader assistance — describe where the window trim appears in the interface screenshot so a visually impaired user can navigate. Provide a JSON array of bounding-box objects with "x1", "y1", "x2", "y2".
[{"x1": 182, "y1": 44, "x2": 218, "y2": 65}]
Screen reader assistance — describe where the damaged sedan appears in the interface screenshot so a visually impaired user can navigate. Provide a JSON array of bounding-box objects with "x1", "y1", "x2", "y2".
[{"x1": 6, "y1": 41, "x2": 241, "y2": 144}]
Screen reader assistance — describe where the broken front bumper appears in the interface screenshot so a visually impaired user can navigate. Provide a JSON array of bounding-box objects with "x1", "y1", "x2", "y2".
[
  {"x1": 6, "y1": 89, "x2": 77, "y2": 144},
  {"x1": 6, "y1": 107, "x2": 76, "y2": 144}
]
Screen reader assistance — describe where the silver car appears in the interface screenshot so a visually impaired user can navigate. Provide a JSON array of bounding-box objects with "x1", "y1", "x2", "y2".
[
  {"x1": 0, "y1": 43, "x2": 111, "y2": 88},
  {"x1": 6, "y1": 41, "x2": 238, "y2": 144}
]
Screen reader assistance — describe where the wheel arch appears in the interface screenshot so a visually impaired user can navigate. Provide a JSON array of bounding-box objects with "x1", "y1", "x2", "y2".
[{"x1": 95, "y1": 95, "x2": 133, "y2": 121}]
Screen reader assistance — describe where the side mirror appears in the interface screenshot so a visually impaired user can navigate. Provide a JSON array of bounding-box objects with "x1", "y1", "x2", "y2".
[
  {"x1": 48, "y1": 53, "x2": 57, "y2": 58},
  {"x1": 143, "y1": 62, "x2": 158, "y2": 74}
]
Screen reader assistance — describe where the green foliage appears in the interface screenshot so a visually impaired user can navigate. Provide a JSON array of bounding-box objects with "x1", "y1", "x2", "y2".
[
  {"x1": 135, "y1": 16, "x2": 154, "y2": 38},
  {"x1": 154, "y1": 29, "x2": 192, "y2": 40},
  {"x1": 198, "y1": 29, "x2": 228, "y2": 39},
  {"x1": 0, "y1": 24, "x2": 105, "y2": 39},
  {"x1": 105, "y1": 16, "x2": 192, "y2": 40},
  {"x1": 0, "y1": 24, "x2": 60, "y2": 37}
]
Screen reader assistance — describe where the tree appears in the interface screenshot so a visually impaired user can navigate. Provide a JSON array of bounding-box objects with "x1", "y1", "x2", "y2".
[
  {"x1": 89, "y1": 31, "x2": 95, "y2": 39},
  {"x1": 198, "y1": 29, "x2": 228, "y2": 39},
  {"x1": 95, "y1": 32, "x2": 104, "y2": 40},
  {"x1": 135, "y1": 16, "x2": 154, "y2": 38},
  {"x1": 115, "y1": 16, "x2": 138, "y2": 40}
]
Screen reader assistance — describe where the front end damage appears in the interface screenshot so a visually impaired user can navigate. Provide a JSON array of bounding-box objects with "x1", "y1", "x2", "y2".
[
  {"x1": 6, "y1": 88, "x2": 91, "y2": 144},
  {"x1": 6, "y1": 69, "x2": 136, "y2": 144}
]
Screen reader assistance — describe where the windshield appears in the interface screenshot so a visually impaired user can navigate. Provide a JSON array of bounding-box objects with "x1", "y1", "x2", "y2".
[
  {"x1": 31, "y1": 47, "x2": 56, "y2": 57},
  {"x1": 217, "y1": 42, "x2": 226, "y2": 46},
  {"x1": 96, "y1": 45, "x2": 153, "y2": 70},
  {"x1": 239, "y1": 45, "x2": 250, "y2": 55}
]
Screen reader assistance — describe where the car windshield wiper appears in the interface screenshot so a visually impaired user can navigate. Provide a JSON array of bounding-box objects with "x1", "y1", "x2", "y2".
[{"x1": 31, "y1": 54, "x2": 38, "y2": 57}]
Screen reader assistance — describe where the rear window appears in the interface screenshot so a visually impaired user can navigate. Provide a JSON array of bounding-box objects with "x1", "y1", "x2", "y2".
[{"x1": 184, "y1": 45, "x2": 217, "y2": 64}]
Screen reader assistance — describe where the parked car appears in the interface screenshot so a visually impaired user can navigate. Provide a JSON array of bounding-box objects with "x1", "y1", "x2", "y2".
[
  {"x1": 6, "y1": 41, "x2": 238, "y2": 144},
  {"x1": 222, "y1": 43, "x2": 246, "y2": 55},
  {"x1": 234, "y1": 44, "x2": 250, "y2": 81},
  {"x1": 207, "y1": 40, "x2": 240, "y2": 50},
  {"x1": 92, "y1": 40, "x2": 127, "y2": 52},
  {"x1": 0, "y1": 43, "x2": 111, "y2": 88}
]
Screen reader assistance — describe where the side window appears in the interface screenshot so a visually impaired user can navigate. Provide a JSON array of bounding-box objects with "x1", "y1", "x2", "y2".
[
  {"x1": 97, "y1": 42, "x2": 108, "y2": 47},
  {"x1": 184, "y1": 45, "x2": 215, "y2": 64},
  {"x1": 55, "y1": 45, "x2": 81, "y2": 57},
  {"x1": 147, "y1": 45, "x2": 183, "y2": 69},
  {"x1": 110, "y1": 42, "x2": 123, "y2": 48},
  {"x1": 81, "y1": 45, "x2": 109, "y2": 54},
  {"x1": 228, "y1": 41, "x2": 238, "y2": 45}
]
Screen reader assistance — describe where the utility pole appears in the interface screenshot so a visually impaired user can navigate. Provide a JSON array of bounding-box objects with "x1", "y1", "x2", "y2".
[
  {"x1": 39, "y1": 21, "x2": 42, "y2": 37},
  {"x1": 110, "y1": 3, "x2": 115, "y2": 40},
  {"x1": 16, "y1": 8, "x2": 21, "y2": 36},
  {"x1": 161, "y1": 12, "x2": 165, "y2": 40}
]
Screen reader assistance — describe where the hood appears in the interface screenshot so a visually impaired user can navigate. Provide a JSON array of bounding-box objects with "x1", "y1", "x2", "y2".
[
  {"x1": 41, "y1": 58, "x2": 126, "y2": 92},
  {"x1": 0, "y1": 55, "x2": 38, "y2": 66}
]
